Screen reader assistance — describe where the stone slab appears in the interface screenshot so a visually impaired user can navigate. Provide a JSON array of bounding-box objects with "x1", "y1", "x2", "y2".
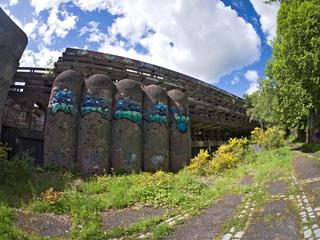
[
  {"x1": 165, "y1": 195, "x2": 242, "y2": 240},
  {"x1": 101, "y1": 207, "x2": 168, "y2": 231},
  {"x1": 242, "y1": 200, "x2": 300, "y2": 240}
]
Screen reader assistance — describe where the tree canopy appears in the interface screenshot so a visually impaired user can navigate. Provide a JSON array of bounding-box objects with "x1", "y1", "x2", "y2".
[
  {"x1": 245, "y1": 78, "x2": 280, "y2": 127},
  {"x1": 247, "y1": 0, "x2": 320, "y2": 129}
]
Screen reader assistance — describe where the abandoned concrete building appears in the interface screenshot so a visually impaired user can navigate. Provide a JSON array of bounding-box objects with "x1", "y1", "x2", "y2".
[{"x1": 1, "y1": 8, "x2": 257, "y2": 173}]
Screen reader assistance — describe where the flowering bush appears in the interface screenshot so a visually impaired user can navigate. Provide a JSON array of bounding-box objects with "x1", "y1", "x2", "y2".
[
  {"x1": 188, "y1": 138, "x2": 256, "y2": 175},
  {"x1": 210, "y1": 137, "x2": 251, "y2": 173},
  {"x1": 187, "y1": 149, "x2": 210, "y2": 175},
  {"x1": 251, "y1": 127, "x2": 285, "y2": 149}
]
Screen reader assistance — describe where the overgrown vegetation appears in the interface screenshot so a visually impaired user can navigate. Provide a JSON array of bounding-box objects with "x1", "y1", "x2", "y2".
[
  {"x1": 188, "y1": 127, "x2": 284, "y2": 175},
  {"x1": 0, "y1": 143, "x2": 33, "y2": 185},
  {"x1": 0, "y1": 128, "x2": 294, "y2": 239}
]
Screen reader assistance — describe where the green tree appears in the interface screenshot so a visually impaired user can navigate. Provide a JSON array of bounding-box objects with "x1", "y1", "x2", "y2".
[
  {"x1": 245, "y1": 78, "x2": 280, "y2": 127},
  {"x1": 267, "y1": 0, "x2": 320, "y2": 128}
]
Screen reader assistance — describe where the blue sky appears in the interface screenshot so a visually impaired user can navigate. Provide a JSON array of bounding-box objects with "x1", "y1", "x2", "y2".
[{"x1": 0, "y1": 0, "x2": 279, "y2": 97}]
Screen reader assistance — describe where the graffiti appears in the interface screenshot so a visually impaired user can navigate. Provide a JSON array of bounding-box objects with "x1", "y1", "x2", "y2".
[
  {"x1": 151, "y1": 155, "x2": 164, "y2": 169},
  {"x1": 80, "y1": 95, "x2": 112, "y2": 119},
  {"x1": 49, "y1": 89, "x2": 75, "y2": 115},
  {"x1": 124, "y1": 152, "x2": 137, "y2": 165},
  {"x1": 144, "y1": 102, "x2": 168, "y2": 125},
  {"x1": 170, "y1": 107, "x2": 189, "y2": 133},
  {"x1": 114, "y1": 98, "x2": 142, "y2": 123}
]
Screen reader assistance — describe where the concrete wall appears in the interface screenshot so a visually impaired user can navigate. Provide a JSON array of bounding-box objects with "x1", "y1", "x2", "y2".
[
  {"x1": 143, "y1": 85, "x2": 169, "y2": 172},
  {"x1": 111, "y1": 79, "x2": 143, "y2": 172},
  {"x1": 44, "y1": 70, "x2": 84, "y2": 170},
  {"x1": 44, "y1": 72, "x2": 191, "y2": 174},
  {"x1": 0, "y1": 8, "x2": 27, "y2": 136},
  {"x1": 78, "y1": 74, "x2": 114, "y2": 174},
  {"x1": 168, "y1": 90, "x2": 191, "y2": 172}
]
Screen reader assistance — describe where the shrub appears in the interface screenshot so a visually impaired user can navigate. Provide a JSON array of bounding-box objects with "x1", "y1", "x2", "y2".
[
  {"x1": 187, "y1": 138, "x2": 256, "y2": 175},
  {"x1": 0, "y1": 143, "x2": 33, "y2": 185},
  {"x1": 187, "y1": 149, "x2": 210, "y2": 175},
  {"x1": 251, "y1": 127, "x2": 285, "y2": 150},
  {"x1": 210, "y1": 137, "x2": 252, "y2": 174}
]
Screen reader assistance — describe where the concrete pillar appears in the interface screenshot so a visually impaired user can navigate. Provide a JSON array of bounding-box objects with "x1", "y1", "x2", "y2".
[
  {"x1": 44, "y1": 70, "x2": 84, "y2": 170},
  {"x1": 0, "y1": 8, "x2": 27, "y2": 136},
  {"x1": 78, "y1": 74, "x2": 114, "y2": 174},
  {"x1": 143, "y1": 85, "x2": 169, "y2": 172},
  {"x1": 168, "y1": 89, "x2": 191, "y2": 172},
  {"x1": 111, "y1": 79, "x2": 143, "y2": 172}
]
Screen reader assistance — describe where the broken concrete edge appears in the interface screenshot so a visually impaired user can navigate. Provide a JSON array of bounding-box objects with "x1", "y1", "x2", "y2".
[{"x1": 0, "y1": 7, "x2": 28, "y2": 137}]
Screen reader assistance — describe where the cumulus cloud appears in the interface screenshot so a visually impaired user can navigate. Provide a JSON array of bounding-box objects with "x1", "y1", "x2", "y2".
[
  {"x1": 38, "y1": 8, "x2": 78, "y2": 45},
  {"x1": 9, "y1": 0, "x2": 18, "y2": 6},
  {"x1": 13, "y1": 0, "x2": 263, "y2": 85},
  {"x1": 30, "y1": 0, "x2": 69, "y2": 13},
  {"x1": 30, "y1": 0, "x2": 111, "y2": 13},
  {"x1": 245, "y1": 70, "x2": 259, "y2": 94},
  {"x1": 20, "y1": 46, "x2": 62, "y2": 67},
  {"x1": 95, "y1": 0, "x2": 261, "y2": 83},
  {"x1": 250, "y1": 0, "x2": 279, "y2": 44},
  {"x1": 231, "y1": 76, "x2": 240, "y2": 85},
  {"x1": 79, "y1": 21, "x2": 105, "y2": 43}
]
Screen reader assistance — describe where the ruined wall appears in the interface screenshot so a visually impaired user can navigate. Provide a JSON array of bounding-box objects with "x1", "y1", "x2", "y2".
[
  {"x1": 0, "y1": 8, "x2": 28, "y2": 136},
  {"x1": 44, "y1": 72, "x2": 190, "y2": 174}
]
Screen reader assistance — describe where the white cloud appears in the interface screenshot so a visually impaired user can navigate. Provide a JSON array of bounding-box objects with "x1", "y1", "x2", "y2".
[
  {"x1": 96, "y1": 0, "x2": 261, "y2": 83},
  {"x1": 73, "y1": 0, "x2": 111, "y2": 12},
  {"x1": 9, "y1": 0, "x2": 18, "y2": 6},
  {"x1": 250, "y1": 0, "x2": 279, "y2": 44},
  {"x1": 23, "y1": 19, "x2": 39, "y2": 39},
  {"x1": 245, "y1": 70, "x2": 259, "y2": 94},
  {"x1": 30, "y1": 0, "x2": 112, "y2": 13},
  {"x1": 38, "y1": 8, "x2": 78, "y2": 45},
  {"x1": 12, "y1": 0, "x2": 262, "y2": 86},
  {"x1": 231, "y1": 76, "x2": 240, "y2": 85},
  {"x1": 20, "y1": 46, "x2": 62, "y2": 67},
  {"x1": 30, "y1": 0, "x2": 69, "y2": 13},
  {"x1": 79, "y1": 21, "x2": 105, "y2": 43}
]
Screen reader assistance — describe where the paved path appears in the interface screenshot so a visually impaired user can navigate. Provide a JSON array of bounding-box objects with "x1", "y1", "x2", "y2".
[
  {"x1": 165, "y1": 195, "x2": 242, "y2": 240},
  {"x1": 14, "y1": 150, "x2": 320, "y2": 239}
]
